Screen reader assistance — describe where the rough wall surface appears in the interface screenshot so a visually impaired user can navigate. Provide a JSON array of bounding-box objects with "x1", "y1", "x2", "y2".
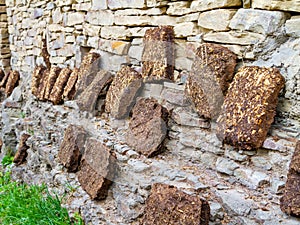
[{"x1": 0, "y1": 0, "x2": 299, "y2": 225}]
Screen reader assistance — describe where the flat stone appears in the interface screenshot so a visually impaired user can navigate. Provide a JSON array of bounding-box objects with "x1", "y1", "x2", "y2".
[
  {"x1": 142, "y1": 183, "x2": 210, "y2": 225},
  {"x1": 203, "y1": 31, "x2": 265, "y2": 45},
  {"x1": 174, "y1": 22, "x2": 199, "y2": 38},
  {"x1": 171, "y1": 107, "x2": 210, "y2": 128},
  {"x1": 234, "y1": 167, "x2": 270, "y2": 189},
  {"x1": 216, "y1": 157, "x2": 239, "y2": 175},
  {"x1": 77, "y1": 70, "x2": 112, "y2": 113},
  {"x1": 142, "y1": 26, "x2": 175, "y2": 81},
  {"x1": 66, "y1": 12, "x2": 85, "y2": 26},
  {"x1": 191, "y1": 0, "x2": 241, "y2": 12},
  {"x1": 252, "y1": 0, "x2": 300, "y2": 13},
  {"x1": 166, "y1": 1, "x2": 192, "y2": 15},
  {"x1": 100, "y1": 26, "x2": 129, "y2": 40},
  {"x1": 13, "y1": 133, "x2": 31, "y2": 166},
  {"x1": 114, "y1": 15, "x2": 151, "y2": 26},
  {"x1": 198, "y1": 9, "x2": 237, "y2": 31},
  {"x1": 108, "y1": 0, "x2": 146, "y2": 9},
  {"x1": 77, "y1": 138, "x2": 116, "y2": 200},
  {"x1": 92, "y1": 0, "x2": 107, "y2": 9},
  {"x1": 285, "y1": 16, "x2": 300, "y2": 37},
  {"x1": 185, "y1": 43, "x2": 237, "y2": 119},
  {"x1": 105, "y1": 65, "x2": 143, "y2": 119},
  {"x1": 217, "y1": 66, "x2": 285, "y2": 150},
  {"x1": 125, "y1": 98, "x2": 169, "y2": 157},
  {"x1": 86, "y1": 10, "x2": 114, "y2": 26},
  {"x1": 57, "y1": 124, "x2": 87, "y2": 172},
  {"x1": 229, "y1": 9, "x2": 287, "y2": 35}
]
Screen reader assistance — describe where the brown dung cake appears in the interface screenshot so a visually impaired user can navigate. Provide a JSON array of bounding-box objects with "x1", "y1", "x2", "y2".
[
  {"x1": 13, "y1": 133, "x2": 31, "y2": 166},
  {"x1": 31, "y1": 66, "x2": 47, "y2": 97},
  {"x1": 142, "y1": 183, "x2": 210, "y2": 225},
  {"x1": 142, "y1": 26, "x2": 175, "y2": 81},
  {"x1": 44, "y1": 67, "x2": 62, "y2": 100},
  {"x1": 5, "y1": 70, "x2": 20, "y2": 96},
  {"x1": 49, "y1": 67, "x2": 72, "y2": 104},
  {"x1": 280, "y1": 141, "x2": 300, "y2": 217},
  {"x1": 63, "y1": 67, "x2": 79, "y2": 100},
  {"x1": 105, "y1": 65, "x2": 143, "y2": 119},
  {"x1": 36, "y1": 69, "x2": 50, "y2": 101},
  {"x1": 217, "y1": 66, "x2": 285, "y2": 149},
  {"x1": 185, "y1": 43, "x2": 237, "y2": 119}
]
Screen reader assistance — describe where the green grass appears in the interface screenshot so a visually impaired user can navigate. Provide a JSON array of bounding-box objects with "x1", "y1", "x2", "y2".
[
  {"x1": 0, "y1": 171, "x2": 84, "y2": 225},
  {"x1": 1, "y1": 147, "x2": 14, "y2": 167}
]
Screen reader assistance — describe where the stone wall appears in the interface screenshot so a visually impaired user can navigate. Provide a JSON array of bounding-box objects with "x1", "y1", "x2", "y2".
[{"x1": 0, "y1": 0, "x2": 300, "y2": 224}]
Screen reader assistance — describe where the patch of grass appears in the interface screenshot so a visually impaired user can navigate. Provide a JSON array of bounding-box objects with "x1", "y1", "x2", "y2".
[
  {"x1": 0, "y1": 171, "x2": 84, "y2": 225},
  {"x1": 1, "y1": 147, "x2": 14, "y2": 167}
]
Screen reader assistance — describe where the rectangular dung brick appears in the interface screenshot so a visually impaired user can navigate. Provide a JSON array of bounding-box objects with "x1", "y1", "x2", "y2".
[
  {"x1": 5, "y1": 70, "x2": 20, "y2": 96},
  {"x1": 63, "y1": 67, "x2": 79, "y2": 100},
  {"x1": 44, "y1": 67, "x2": 62, "y2": 100},
  {"x1": 31, "y1": 66, "x2": 47, "y2": 97}
]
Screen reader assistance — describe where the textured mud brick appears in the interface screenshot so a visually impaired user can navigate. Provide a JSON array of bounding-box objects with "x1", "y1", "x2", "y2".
[
  {"x1": 31, "y1": 66, "x2": 47, "y2": 97},
  {"x1": 63, "y1": 67, "x2": 79, "y2": 100},
  {"x1": 290, "y1": 141, "x2": 300, "y2": 173},
  {"x1": 77, "y1": 138, "x2": 116, "y2": 200},
  {"x1": 58, "y1": 125, "x2": 87, "y2": 172},
  {"x1": 44, "y1": 67, "x2": 62, "y2": 100},
  {"x1": 42, "y1": 38, "x2": 51, "y2": 69},
  {"x1": 105, "y1": 65, "x2": 143, "y2": 119},
  {"x1": 5, "y1": 70, "x2": 20, "y2": 96},
  {"x1": 37, "y1": 69, "x2": 50, "y2": 101},
  {"x1": 13, "y1": 133, "x2": 31, "y2": 166},
  {"x1": 142, "y1": 26, "x2": 175, "y2": 81},
  {"x1": 126, "y1": 98, "x2": 169, "y2": 157},
  {"x1": 75, "y1": 52, "x2": 101, "y2": 97},
  {"x1": 280, "y1": 172, "x2": 300, "y2": 217},
  {"x1": 185, "y1": 43, "x2": 237, "y2": 119},
  {"x1": 142, "y1": 183, "x2": 210, "y2": 225},
  {"x1": 49, "y1": 67, "x2": 72, "y2": 104},
  {"x1": 77, "y1": 70, "x2": 112, "y2": 113},
  {"x1": 217, "y1": 66, "x2": 285, "y2": 150}
]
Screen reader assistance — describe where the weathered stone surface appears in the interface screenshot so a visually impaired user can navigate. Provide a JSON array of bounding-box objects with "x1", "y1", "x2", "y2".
[
  {"x1": 174, "y1": 22, "x2": 199, "y2": 37},
  {"x1": 115, "y1": 15, "x2": 151, "y2": 26},
  {"x1": 5, "y1": 70, "x2": 20, "y2": 96},
  {"x1": 142, "y1": 26, "x2": 175, "y2": 81},
  {"x1": 92, "y1": 0, "x2": 107, "y2": 9},
  {"x1": 75, "y1": 52, "x2": 101, "y2": 97},
  {"x1": 41, "y1": 38, "x2": 51, "y2": 69},
  {"x1": 66, "y1": 12, "x2": 85, "y2": 26},
  {"x1": 216, "y1": 157, "x2": 239, "y2": 175},
  {"x1": 185, "y1": 43, "x2": 237, "y2": 119},
  {"x1": 77, "y1": 138, "x2": 116, "y2": 200},
  {"x1": 142, "y1": 183, "x2": 210, "y2": 225},
  {"x1": 217, "y1": 66, "x2": 285, "y2": 149},
  {"x1": 49, "y1": 67, "x2": 72, "y2": 104},
  {"x1": 285, "y1": 16, "x2": 300, "y2": 37},
  {"x1": 234, "y1": 167, "x2": 270, "y2": 189},
  {"x1": 203, "y1": 31, "x2": 265, "y2": 45},
  {"x1": 252, "y1": 0, "x2": 300, "y2": 13},
  {"x1": 100, "y1": 26, "x2": 129, "y2": 39},
  {"x1": 191, "y1": 0, "x2": 241, "y2": 12},
  {"x1": 77, "y1": 70, "x2": 112, "y2": 113},
  {"x1": 229, "y1": 9, "x2": 287, "y2": 35},
  {"x1": 105, "y1": 65, "x2": 143, "y2": 119},
  {"x1": 99, "y1": 39, "x2": 130, "y2": 55},
  {"x1": 108, "y1": 0, "x2": 145, "y2": 9},
  {"x1": 44, "y1": 67, "x2": 61, "y2": 100},
  {"x1": 13, "y1": 133, "x2": 30, "y2": 166},
  {"x1": 126, "y1": 98, "x2": 168, "y2": 157},
  {"x1": 63, "y1": 68, "x2": 78, "y2": 100},
  {"x1": 86, "y1": 10, "x2": 114, "y2": 26},
  {"x1": 166, "y1": 1, "x2": 192, "y2": 15},
  {"x1": 31, "y1": 66, "x2": 47, "y2": 97},
  {"x1": 58, "y1": 125, "x2": 87, "y2": 172},
  {"x1": 198, "y1": 9, "x2": 237, "y2": 31}
]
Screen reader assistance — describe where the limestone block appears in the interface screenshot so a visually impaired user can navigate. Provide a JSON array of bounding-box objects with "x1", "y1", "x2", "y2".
[
  {"x1": 31, "y1": 65, "x2": 47, "y2": 97},
  {"x1": 58, "y1": 125, "x2": 87, "y2": 172},
  {"x1": 98, "y1": 39, "x2": 130, "y2": 55},
  {"x1": 142, "y1": 26, "x2": 175, "y2": 81},
  {"x1": 166, "y1": 1, "x2": 192, "y2": 15},
  {"x1": 108, "y1": 0, "x2": 145, "y2": 9},
  {"x1": 44, "y1": 67, "x2": 62, "y2": 100},
  {"x1": 191, "y1": 0, "x2": 241, "y2": 12},
  {"x1": 114, "y1": 15, "x2": 151, "y2": 26},
  {"x1": 198, "y1": 9, "x2": 237, "y2": 31},
  {"x1": 5, "y1": 70, "x2": 20, "y2": 96},
  {"x1": 13, "y1": 134, "x2": 30, "y2": 166},
  {"x1": 185, "y1": 43, "x2": 237, "y2": 119},
  {"x1": 83, "y1": 23, "x2": 101, "y2": 36},
  {"x1": 49, "y1": 67, "x2": 72, "y2": 104},
  {"x1": 229, "y1": 9, "x2": 287, "y2": 35},
  {"x1": 63, "y1": 67, "x2": 79, "y2": 100},
  {"x1": 176, "y1": 12, "x2": 200, "y2": 23},
  {"x1": 57, "y1": 0, "x2": 74, "y2": 6},
  {"x1": 105, "y1": 66, "x2": 143, "y2": 119},
  {"x1": 92, "y1": 0, "x2": 108, "y2": 9},
  {"x1": 100, "y1": 26, "x2": 129, "y2": 40},
  {"x1": 217, "y1": 66, "x2": 285, "y2": 149},
  {"x1": 147, "y1": 0, "x2": 168, "y2": 7},
  {"x1": 125, "y1": 98, "x2": 169, "y2": 157},
  {"x1": 252, "y1": 0, "x2": 300, "y2": 13},
  {"x1": 174, "y1": 22, "x2": 199, "y2": 37},
  {"x1": 128, "y1": 27, "x2": 149, "y2": 37},
  {"x1": 203, "y1": 31, "x2": 265, "y2": 45},
  {"x1": 66, "y1": 12, "x2": 85, "y2": 26},
  {"x1": 77, "y1": 70, "x2": 112, "y2": 113},
  {"x1": 142, "y1": 183, "x2": 210, "y2": 225},
  {"x1": 285, "y1": 16, "x2": 300, "y2": 37},
  {"x1": 77, "y1": 138, "x2": 116, "y2": 200},
  {"x1": 128, "y1": 45, "x2": 143, "y2": 61},
  {"x1": 86, "y1": 10, "x2": 114, "y2": 26},
  {"x1": 150, "y1": 15, "x2": 177, "y2": 26},
  {"x1": 52, "y1": 7, "x2": 62, "y2": 24},
  {"x1": 56, "y1": 44, "x2": 74, "y2": 57},
  {"x1": 115, "y1": 7, "x2": 166, "y2": 16},
  {"x1": 87, "y1": 36, "x2": 99, "y2": 49},
  {"x1": 72, "y1": 3, "x2": 91, "y2": 11}
]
